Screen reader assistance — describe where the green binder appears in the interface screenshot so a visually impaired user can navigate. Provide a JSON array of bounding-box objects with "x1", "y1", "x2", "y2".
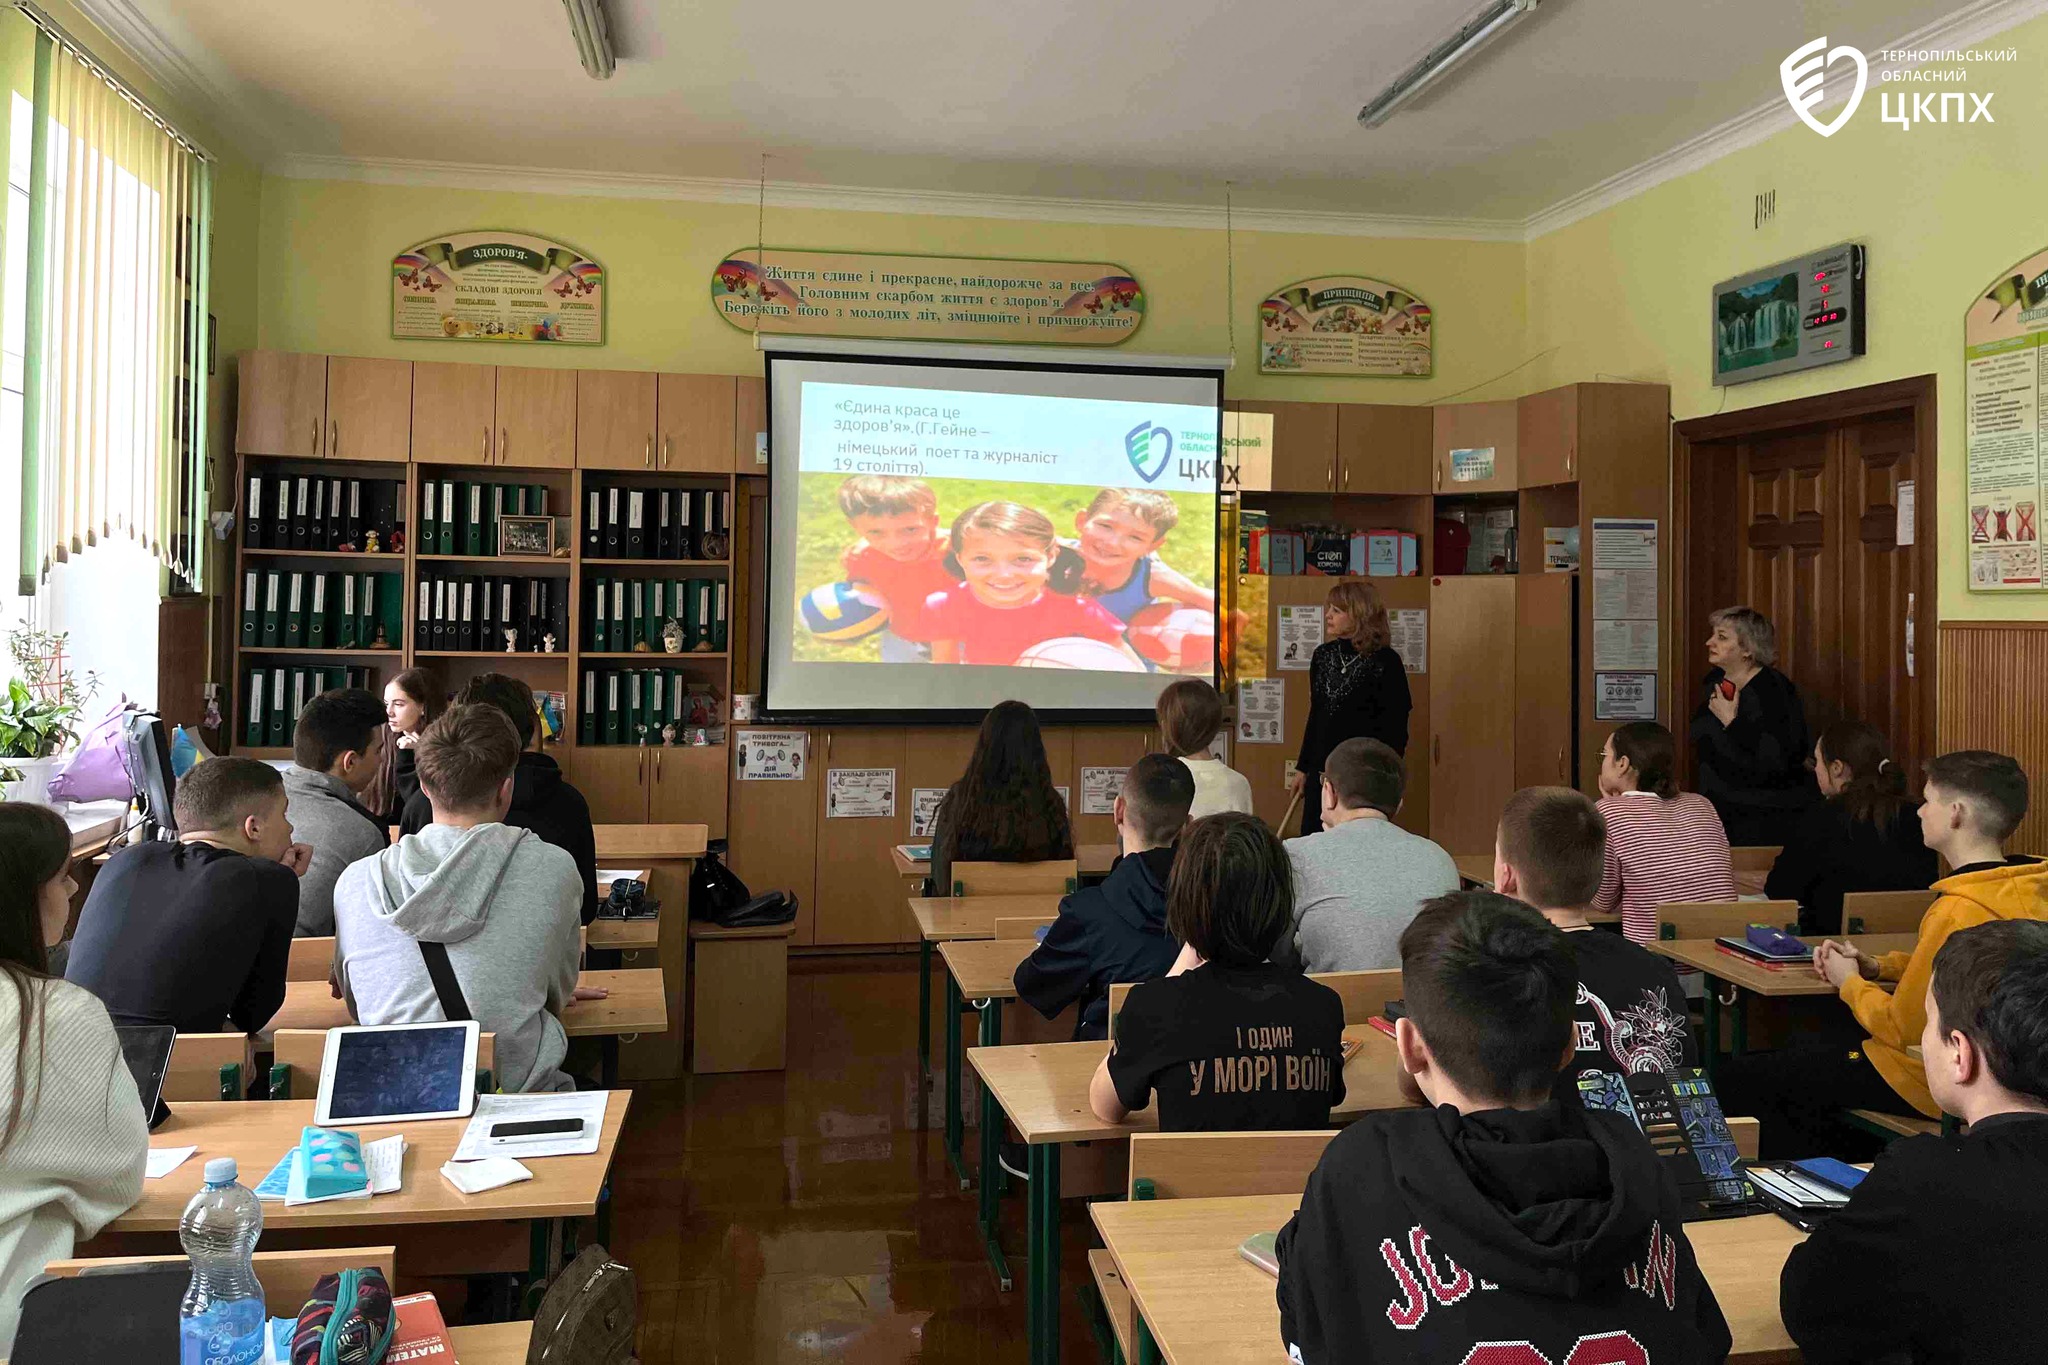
[
  {"x1": 336, "y1": 572, "x2": 359, "y2": 648},
  {"x1": 420, "y1": 479, "x2": 438, "y2": 556},
  {"x1": 646, "y1": 579, "x2": 668, "y2": 651},
  {"x1": 588, "y1": 576, "x2": 608, "y2": 652},
  {"x1": 580, "y1": 670, "x2": 598, "y2": 744},
  {"x1": 625, "y1": 670, "x2": 644, "y2": 744},
  {"x1": 711, "y1": 579, "x2": 729, "y2": 651},
  {"x1": 307, "y1": 573, "x2": 330, "y2": 648},
  {"x1": 244, "y1": 668, "x2": 265, "y2": 748},
  {"x1": 241, "y1": 571, "x2": 259, "y2": 650},
  {"x1": 260, "y1": 570, "x2": 283, "y2": 647},
  {"x1": 627, "y1": 580, "x2": 645, "y2": 652},
  {"x1": 437, "y1": 479, "x2": 456, "y2": 555},
  {"x1": 647, "y1": 671, "x2": 665, "y2": 740},
  {"x1": 488, "y1": 484, "x2": 508, "y2": 556},
  {"x1": 528, "y1": 484, "x2": 549, "y2": 517},
  {"x1": 374, "y1": 573, "x2": 402, "y2": 650},
  {"x1": 602, "y1": 672, "x2": 623, "y2": 745},
  {"x1": 608, "y1": 581, "x2": 627, "y2": 653},
  {"x1": 284, "y1": 573, "x2": 307, "y2": 647},
  {"x1": 463, "y1": 482, "x2": 484, "y2": 557},
  {"x1": 265, "y1": 669, "x2": 288, "y2": 747}
]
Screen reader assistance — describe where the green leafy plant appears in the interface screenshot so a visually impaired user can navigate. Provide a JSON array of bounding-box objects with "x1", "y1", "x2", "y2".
[{"x1": 0, "y1": 623, "x2": 98, "y2": 781}]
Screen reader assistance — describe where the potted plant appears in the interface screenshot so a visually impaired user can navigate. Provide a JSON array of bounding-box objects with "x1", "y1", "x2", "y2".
[{"x1": 0, "y1": 623, "x2": 97, "y2": 803}]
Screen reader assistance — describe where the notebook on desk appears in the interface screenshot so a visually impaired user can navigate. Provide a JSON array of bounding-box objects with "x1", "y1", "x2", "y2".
[{"x1": 1578, "y1": 1068, "x2": 1768, "y2": 1222}]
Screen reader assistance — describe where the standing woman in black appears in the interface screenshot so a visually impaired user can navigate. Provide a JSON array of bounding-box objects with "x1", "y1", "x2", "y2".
[
  {"x1": 1288, "y1": 580, "x2": 1411, "y2": 835},
  {"x1": 1689, "y1": 605, "x2": 1816, "y2": 847}
]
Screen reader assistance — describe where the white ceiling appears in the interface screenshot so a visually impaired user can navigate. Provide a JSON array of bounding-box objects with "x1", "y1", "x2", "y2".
[{"x1": 85, "y1": 0, "x2": 2025, "y2": 229}]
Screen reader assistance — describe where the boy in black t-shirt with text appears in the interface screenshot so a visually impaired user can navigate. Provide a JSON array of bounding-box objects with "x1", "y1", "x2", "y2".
[
  {"x1": 1091, "y1": 811, "x2": 1344, "y2": 1131},
  {"x1": 1494, "y1": 785, "x2": 1697, "y2": 1101},
  {"x1": 1277, "y1": 892, "x2": 1732, "y2": 1364}
]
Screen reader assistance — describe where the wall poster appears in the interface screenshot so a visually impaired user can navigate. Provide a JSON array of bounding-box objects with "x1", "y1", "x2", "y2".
[
  {"x1": 392, "y1": 231, "x2": 604, "y2": 344},
  {"x1": 736, "y1": 729, "x2": 808, "y2": 781},
  {"x1": 1259, "y1": 275, "x2": 1433, "y2": 376},
  {"x1": 1964, "y1": 245, "x2": 2048, "y2": 590},
  {"x1": 826, "y1": 767, "x2": 896, "y2": 818}
]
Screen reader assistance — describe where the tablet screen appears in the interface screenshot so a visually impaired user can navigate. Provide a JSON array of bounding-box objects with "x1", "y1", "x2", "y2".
[
  {"x1": 113, "y1": 1025, "x2": 174, "y2": 1113},
  {"x1": 325, "y1": 1025, "x2": 469, "y2": 1121}
]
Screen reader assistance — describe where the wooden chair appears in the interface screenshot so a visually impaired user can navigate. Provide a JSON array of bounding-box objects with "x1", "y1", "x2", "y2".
[
  {"x1": 1838, "y1": 890, "x2": 1937, "y2": 936},
  {"x1": 1728, "y1": 846, "x2": 1783, "y2": 872},
  {"x1": 1656, "y1": 900, "x2": 1798, "y2": 942},
  {"x1": 1106, "y1": 968, "x2": 1400, "y2": 1039},
  {"x1": 993, "y1": 916, "x2": 1056, "y2": 941},
  {"x1": 287, "y1": 936, "x2": 334, "y2": 982},
  {"x1": 46, "y1": 1246, "x2": 397, "y2": 1316},
  {"x1": 269, "y1": 1029, "x2": 496, "y2": 1101},
  {"x1": 951, "y1": 859, "x2": 1078, "y2": 897},
  {"x1": 161, "y1": 1033, "x2": 254, "y2": 1102}
]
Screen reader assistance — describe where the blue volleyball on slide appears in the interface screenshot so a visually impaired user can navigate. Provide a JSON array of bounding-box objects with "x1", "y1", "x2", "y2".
[{"x1": 801, "y1": 582, "x2": 890, "y2": 641}]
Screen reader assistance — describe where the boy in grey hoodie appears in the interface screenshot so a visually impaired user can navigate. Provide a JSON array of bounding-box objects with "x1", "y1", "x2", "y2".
[
  {"x1": 332, "y1": 703, "x2": 582, "y2": 1092},
  {"x1": 283, "y1": 687, "x2": 390, "y2": 936}
]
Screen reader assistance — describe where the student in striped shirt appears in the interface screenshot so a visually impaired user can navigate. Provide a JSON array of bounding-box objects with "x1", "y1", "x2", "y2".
[{"x1": 1590, "y1": 721, "x2": 1735, "y2": 945}]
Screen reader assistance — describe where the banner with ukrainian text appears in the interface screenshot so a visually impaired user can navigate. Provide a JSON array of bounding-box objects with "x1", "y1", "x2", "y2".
[
  {"x1": 712, "y1": 248, "x2": 1143, "y2": 346},
  {"x1": 1259, "y1": 274, "x2": 1432, "y2": 376},
  {"x1": 393, "y1": 230, "x2": 605, "y2": 344}
]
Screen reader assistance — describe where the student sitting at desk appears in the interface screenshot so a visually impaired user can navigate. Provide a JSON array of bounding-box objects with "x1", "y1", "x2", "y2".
[
  {"x1": 362, "y1": 667, "x2": 439, "y2": 827},
  {"x1": 1155, "y1": 678, "x2": 1253, "y2": 818},
  {"x1": 1013, "y1": 753, "x2": 1192, "y2": 1040},
  {"x1": 1721, "y1": 749, "x2": 2048, "y2": 1158},
  {"x1": 66, "y1": 758, "x2": 308, "y2": 1036},
  {"x1": 1276, "y1": 891, "x2": 1731, "y2": 1365},
  {"x1": 0, "y1": 803, "x2": 146, "y2": 1355},
  {"x1": 1592, "y1": 720, "x2": 1736, "y2": 946},
  {"x1": 1494, "y1": 786, "x2": 1696, "y2": 1101},
  {"x1": 1090, "y1": 812, "x2": 1344, "y2": 1131},
  {"x1": 929, "y1": 699, "x2": 1072, "y2": 896},
  {"x1": 334, "y1": 704, "x2": 582, "y2": 1093},
  {"x1": 1781, "y1": 919, "x2": 2048, "y2": 1365},
  {"x1": 1765, "y1": 719, "x2": 1937, "y2": 938},
  {"x1": 399, "y1": 673, "x2": 598, "y2": 925},
  {"x1": 283, "y1": 686, "x2": 390, "y2": 937}
]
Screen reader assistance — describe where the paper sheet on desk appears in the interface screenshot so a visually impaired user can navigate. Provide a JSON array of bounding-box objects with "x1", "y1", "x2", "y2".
[
  {"x1": 145, "y1": 1146, "x2": 196, "y2": 1178},
  {"x1": 453, "y1": 1091, "x2": 609, "y2": 1161}
]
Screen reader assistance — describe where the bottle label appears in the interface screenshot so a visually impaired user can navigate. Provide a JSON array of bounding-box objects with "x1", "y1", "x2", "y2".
[{"x1": 180, "y1": 1300, "x2": 265, "y2": 1365}]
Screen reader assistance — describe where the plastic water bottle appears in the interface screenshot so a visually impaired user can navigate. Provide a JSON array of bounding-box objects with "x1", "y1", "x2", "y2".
[{"x1": 178, "y1": 1156, "x2": 266, "y2": 1365}]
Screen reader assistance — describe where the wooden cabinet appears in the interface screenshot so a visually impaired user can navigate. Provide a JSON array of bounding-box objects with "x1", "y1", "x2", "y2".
[
  {"x1": 812, "y1": 728, "x2": 912, "y2": 945},
  {"x1": 1514, "y1": 572, "x2": 1577, "y2": 789},
  {"x1": 1241, "y1": 401, "x2": 1339, "y2": 493},
  {"x1": 1337, "y1": 404, "x2": 1432, "y2": 494},
  {"x1": 576, "y1": 371, "x2": 658, "y2": 469},
  {"x1": 494, "y1": 367, "x2": 577, "y2": 469},
  {"x1": 236, "y1": 351, "x2": 327, "y2": 457},
  {"x1": 735, "y1": 376, "x2": 767, "y2": 473},
  {"x1": 649, "y1": 743, "x2": 727, "y2": 836},
  {"x1": 727, "y1": 728, "x2": 819, "y2": 944},
  {"x1": 322, "y1": 358, "x2": 412, "y2": 463},
  {"x1": 410, "y1": 362, "x2": 496, "y2": 464},
  {"x1": 1517, "y1": 385, "x2": 1577, "y2": 487},
  {"x1": 1429, "y1": 576, "x2": 1517, "y2": 855},
  {"x1": 1432, "y1": 400, "x2": 1518, "y2": 494},
  {"x1": 566, "y1": 746, "x2": 652, "y2": 824},
  {"x1": 656, "y1": 374, "x2": 736, "y2": 473}
]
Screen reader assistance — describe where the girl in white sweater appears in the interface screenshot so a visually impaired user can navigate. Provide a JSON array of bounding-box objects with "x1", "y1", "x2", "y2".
[
  {"x1": 1157, "y1": 679, "x2": 1255, "y2": 819},
  {"x1": 0, "y1": 802, "x2": 146, "y2": 1352}
]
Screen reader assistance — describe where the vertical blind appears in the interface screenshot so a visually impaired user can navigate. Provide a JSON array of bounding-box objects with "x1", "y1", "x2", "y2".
[{"x1": 16, "y1": 20, "x2": 211, "y2": 595}]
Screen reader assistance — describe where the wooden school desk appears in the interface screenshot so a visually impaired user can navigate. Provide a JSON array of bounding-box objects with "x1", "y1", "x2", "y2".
[
  {"x1": 892, "y1": 842, "x2": 1119, "y2": 882},
  {"x1": 936, "y1": 938, "x2": 1035, "y2": 1188},
  {"x1": 591, "y1": 825, "x2": 706, "y2": 1080},
  {"x1": 1650, "y1": 932, "x2": 1915, "y2": 1068},
  {"x1": 907, "y1": 893, "x2": 1065, "y2": 1082},
  {"x1": 969, "y1": 1028, "x2": 1411, "y2": 1365},
  {"x1": 1089, "y1": 1193, "x2": 1807, "y2": 1364}
]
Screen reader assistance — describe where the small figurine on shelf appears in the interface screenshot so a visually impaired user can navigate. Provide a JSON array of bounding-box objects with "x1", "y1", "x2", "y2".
[
  {"x1": 390, "y1": 528, "x2": 405, "y2": 553},
  {"x1": 363, "y1": 529, "x2": 381, "y2": 554},
  {"x1": 661, "y1": 619, "x2": 684, "y2": 654},
  {"x1": 631, "y1": 637, "x2": 651, "y2": 653},
  {"x1": 371, "y1": 622, "x2": 392, "y2": 649},
  {"x1": 660, "y1": 722, "x2": 677, "y2": 746},
  {"x1": 502, "y1": 627, "x2": 519, "y2": 654},
  {"x1": 541, "y1": 631, "x2": 557, "y2": 654},
  {"x1": 336, "y1": 537, "x2": 357, "y2": 553}
]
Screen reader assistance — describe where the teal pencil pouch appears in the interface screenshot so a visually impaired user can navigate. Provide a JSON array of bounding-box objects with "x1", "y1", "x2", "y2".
[{"x1": 298, "y1": 1126, "x2": 368, "y2": 1200}]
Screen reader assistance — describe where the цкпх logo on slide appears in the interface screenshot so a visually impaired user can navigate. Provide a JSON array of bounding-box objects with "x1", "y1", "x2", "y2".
[
  {"x1": 1125, "y1": 421, "x2": 1173, "y2": 483},
  {"x1": 1781, "y1": 36, "x2": 1868, "y2": 136}
]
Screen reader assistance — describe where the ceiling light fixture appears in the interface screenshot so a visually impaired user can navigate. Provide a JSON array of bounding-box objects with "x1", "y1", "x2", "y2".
[
  {"x1": 1357, "y1": 0, "x2": 1541, "y2": 127},
  {"x1": 562, "y1": 0, "x2": 616, "y2": 79}
]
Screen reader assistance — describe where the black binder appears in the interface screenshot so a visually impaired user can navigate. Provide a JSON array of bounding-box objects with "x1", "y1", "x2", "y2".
[
  {"x1": 625, "y1": 489, "x2": 646, "y2": 559},
  {"x1": 244, "y1": 473, "x2": 266, "y2": 548},
  {"x1": 458, "y1": 578, "x2": 477, "y2": 652},
  {"x1": 367, "y1": 479, "x2": 399, "y2": 550},
  {"x1": 547, "y1": 577, "x2": 569, "y2": 653},
  {"x1": 342, "y1": 478, "x2": 363, "y2": 551},
  {"x1": 584, "y1": 487, "x2": 603, "y2": 559},
  {"x1": 603, "y1": 486, "x2": 622, "y2": 558},
  {"x1": 414, "y1": 578, "x2": 431, "y2": 652},
  {"x1": 289, "y1": 477, "x2": 312, "y2": 550}
]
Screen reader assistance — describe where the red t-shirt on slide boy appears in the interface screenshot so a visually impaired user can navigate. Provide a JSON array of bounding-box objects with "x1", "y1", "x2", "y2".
[
  {"x1": 844, "y1": 543, "x2": 955, "y2": 641},
  {"x1": 922, "y1": 588, "x2": 1126, "y2": 665}
]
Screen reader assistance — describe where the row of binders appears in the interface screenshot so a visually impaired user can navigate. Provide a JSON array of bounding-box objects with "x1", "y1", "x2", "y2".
[
  {"x1": 242, "y1": 570, "x2": 403, "y2": 650},
  {"x1": 243, "y1": 665, "x2": 377, "y2": 748},
  {"x1": 415, "y1": 575, "x2": 571, "y2": 654},
  {"x1": 419, "y1": 480, "x2": 555, "y2": 557},
  {"x1": 243, "y1": 474, "x2": 405, "y2": 551},
  {"x1": 580, "y1": 668, "x2": 720, "y2": 746},
  {"x1": 583, "y1": 484, "x2": 731, "y2": 561},
  {"x1": 586, "y1": 576, "x2": 728, "y2": 654}
]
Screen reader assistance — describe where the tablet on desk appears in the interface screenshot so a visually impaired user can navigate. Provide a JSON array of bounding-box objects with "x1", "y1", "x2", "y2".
[
  {"x1": 113, "y1": 1024, "x2": 175, "y2": 1119},
  {"x1": 315, "y1": 1021, "x2": 479, "y2": 1126}
]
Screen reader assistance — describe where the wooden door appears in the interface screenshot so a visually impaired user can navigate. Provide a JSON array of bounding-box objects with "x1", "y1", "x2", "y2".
[
  {"x1": 576, "y1": 371, "x2": 658, "y2": 470},
  {"x1": 1432, "y1": 400, "x2": 1518, "y2": 494},
  {"x1": 495, "y1": 367, "x2": 578, "y2": 469},
  {"x1": 563, "y1": 745, "x2": 649, "y2": 824},
  {"x1": 1735, "y1": 425, "x2": 1839, "y2": 736},
  {"x1": 1517, "y1": 385, "x2": 1578, "y2": 487},
  {"x1": 727, "y1": 727, "x2": 818, "y2": 944},
  {"x1": 410, "y1": 362, "x2": 495, "y2": 464},
  {"x1": 812, "y1": 727, "x2": 911, "y2": 945},
  {"x1": 1515, "y1": 572, "x2": 1577, "y2": 789},
  {"x1": 323, "y1": 358, "x2": 412, "y2": 463},
  {"x1": 648, "y1": 743, "x2": 728, "y2": 839},
  {"x1": 1337, "y1": 404, "x2": 1432, "y2": 494},
  {"x1": 1239, "y1": 401, "x2": 1337, "y2": 493},
  {"x1": 1429, "y1": 576, "x2": 1517, "y2": 854},
  {"x1": 656, "y1": 374, "x2": 736, "y2": 473},
  {"x1": 1834, "y1": 409, "x2": 1922, "y2": 775},
  {"x1": 235, "y1": 351, "x2": 326, "y2": 457},
  {"x1": 735, "y1": 375, "x2": 767, "y2": 472},
  {"x1": 1069, "y1": 725, "x2": 1151, "y2": 848}
]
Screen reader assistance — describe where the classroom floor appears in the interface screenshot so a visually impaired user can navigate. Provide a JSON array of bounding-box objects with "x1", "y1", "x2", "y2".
[{"x1": 609, "y1": 954, "x2": 1091, "y2": 1363}]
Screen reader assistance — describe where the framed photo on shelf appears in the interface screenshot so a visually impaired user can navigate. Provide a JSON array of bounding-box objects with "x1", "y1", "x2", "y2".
[{"x1": 500, "y1": 514, "x2": 555, "y2": 557}]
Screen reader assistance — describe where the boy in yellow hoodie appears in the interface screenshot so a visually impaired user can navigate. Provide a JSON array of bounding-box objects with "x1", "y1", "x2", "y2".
[{"x1": 1721, "y1": 749, "x2": 2048, "y2": 1157}]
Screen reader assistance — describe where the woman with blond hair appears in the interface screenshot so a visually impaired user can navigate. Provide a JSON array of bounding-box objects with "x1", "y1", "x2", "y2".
[
  {"x1": 1689, "y1": 605, "x2": 1815, "y2": 846},
  {"x1": 1287, "y1": 580, "x2": 1410, "y2": 835}
]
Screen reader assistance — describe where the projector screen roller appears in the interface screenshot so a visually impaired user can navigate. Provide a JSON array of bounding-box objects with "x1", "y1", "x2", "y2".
[{"x1": 765, "y1": 352, "x2": 1222, "y2": 721}]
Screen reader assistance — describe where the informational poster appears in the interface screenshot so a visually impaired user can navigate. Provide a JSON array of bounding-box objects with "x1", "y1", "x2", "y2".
[
  {"x1": 1259, "y1": 275, "x2": 1432, "y2": 376},
  {"x1": 1594, "y1": 620, "x2": 1659, "y2": 671},
  {"x1": 1389, "y1": 608, "x2": 1427, "y2": 674},
  {"x1": 1220, "y1": 410, "x2": 1275, "y2": 493},
  {"x1": 1591, "y1": 518, "x2": 1659, "y2": 570},
  {"x1": 1964, "y1": 246, "x2": 2048, "y2": 590},
  {"x1": 1596, "y1": 672, "x2": 1658, "y2": 721},
  {"x1": 1591, "y1": 517, "x2": 1660, "y2": 677},
  {"x1": 1277, "y1": 606, "x2": 1323, "y2": 671},
  {"x1": 1080, "y1": 766, "x2": 1125, "y2": 815},
  {"x1": 736, "y1": 729, "x2": 808, "y2": 780},
  {"x1": 1449, "y1": 448, "x2": 1496, "y2": 483},
  {"x1": 1207, "y1": 730, "x2": 1230, "y2": 763},
  {"x1": 1592, "y1": 569, "x2": 1658, "y2": 622},
  {"x1": 910, "y1": 787, "x2": 946, "y2": 839},
  {"x1": 826, "y1": 767, "x2": 895, "y2": 818},
  {"x1": 1238, "y1": 677, "x2": 1285, "y2": 744},
  {"x1": 713, "y1": 248, "x2": 1143, "y2": 346},
  {"x1": 1056, "y1": 787, "x2": 1071, "y2": 809},
  {"x1": 392, "y1": 232, "x2": 604, "y2": 344},
  {"x1": 1897, "y1": 480, "x2": 1916, "y2": 546},
  {"x1": 1544, "y1": 527, "x2": 1581, "y2": 572}
]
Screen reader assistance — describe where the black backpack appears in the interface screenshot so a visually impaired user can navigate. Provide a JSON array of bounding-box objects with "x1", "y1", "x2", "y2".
[{"x1": 689, "y1": 840, "x2": 797, "y2": 929}]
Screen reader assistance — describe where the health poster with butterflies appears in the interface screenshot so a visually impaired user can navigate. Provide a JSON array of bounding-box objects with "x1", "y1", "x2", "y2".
[
  {"x1": 1259, "y1": 275, "x2": 1433, "y2": 376},
  {"x1": 1964, "y1": 244, "x2": 2048, "y2": 590},
  {"x1": 392, "y1": 231, "x2": 605, "y2": 344}
]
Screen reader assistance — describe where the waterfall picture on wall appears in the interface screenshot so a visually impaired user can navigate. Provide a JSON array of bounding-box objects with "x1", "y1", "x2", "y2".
[{"x1": 1716, "y1": 272, "x2": 1801, "y2": 372}]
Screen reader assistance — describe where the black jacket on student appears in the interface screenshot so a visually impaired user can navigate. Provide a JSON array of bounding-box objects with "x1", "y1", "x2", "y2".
[
  {"x1": 1556, "y1": 926, "x2": 1698, "y2": 1105},
  {"x1": 400, "y1": 751, "x2": 599, "y2": 924},
  {"x1": 1765, "y1": 799, "x2": 1938, "y2": 937},
  {"x1": 1689, "y1": 664, "x2": 1817, "y2": 847},
  {"x1": 1781, "y1": 1112, "x2": 2048, "y2": 1364},
  {"x1": 1013, "y1": 846, "x2": 1177, "y2": 1041},
  {"x1": 1277, "y1": 1102, "x2": 1733, "y2": 1365}
]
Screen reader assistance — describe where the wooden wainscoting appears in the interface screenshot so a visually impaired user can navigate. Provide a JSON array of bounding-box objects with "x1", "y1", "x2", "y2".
[{"x1": 1937, "y1": 621, "x2": 2048, "y2": 855}]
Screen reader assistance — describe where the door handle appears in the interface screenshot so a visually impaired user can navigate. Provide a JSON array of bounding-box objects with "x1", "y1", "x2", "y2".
[
  {"x1": 1558, "y1": 744, "x2": 1567, "y2": 782},
  {"x1": 329, "y1": 419, "x2": 338, "y2": 458},
  {"x1": 644, "y1": 435, "x2": 652, "y2": 468},
  {"x1": 662, "y1": 436, "x2": 672, "y2": 469},
  {"x1": 637, "y1": 745, "x2": 646, "y2": 781},
  {"x1": 654, "y1": 748, "x2": 663, "y2": 781},
  {"x1": 1434, "y1": 462, "x2": 1443, "y2": 491},
  {"x1": 482, "y1": 424, "x2": 491, "y2": 463},
  {"x1": 1565, "y1": 446, "x2": 1575, "y2": 478},
  {"x1": 311, "y1": 418, "x2": 320, "y2": 454},
  {"x1": 500, "y1": 428, "x2": 508, "y2": 465}
]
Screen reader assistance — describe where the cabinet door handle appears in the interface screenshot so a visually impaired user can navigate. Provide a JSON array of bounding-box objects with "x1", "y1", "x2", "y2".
[
  {"x1": 1558, "y1": 744, "x2": 1567, "y2": 782},
  {"x1": 329, "y1": 419, "x2": 339, "y2": 458},
  {"x1": 500, "y1": 428, "x2": 508, "y2": 465},
  {"x1": 637, "y1": 745, "x2": 646, "y2": 782},
  {"x1": 1434, "y1": 462, "x2": 1443, "y2": 491},
  {"x1": 482, "y1": 425, "x2": 491, "y2": 463},
  {"x1": 311, "y1": 418, "x2": 320, "y2": 454},
  {"x1": 662, "y1": 436, "x2": 672, "y2": 469},
  {"x1": 655, "y1": 748, "x2": 663, "y2": 781},
  {"x1": 1565, "y1": 446, "x2": 1575, "y2": 478},
  {"x1": 644, "y1": 435, "x2": 653, "y2": 468}
]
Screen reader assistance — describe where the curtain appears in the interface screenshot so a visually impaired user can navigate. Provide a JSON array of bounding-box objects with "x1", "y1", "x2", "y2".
[{"x1": 16, "y1": 23, "x2": 210, "y2": 596}]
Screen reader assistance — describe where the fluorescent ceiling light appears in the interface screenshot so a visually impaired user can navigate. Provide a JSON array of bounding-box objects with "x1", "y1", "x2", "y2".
[
  {"x1": 562, "y1": 0, "x2": 616, "y2": 79},
  {"x1": 1358, "y1": 0, "x2": 1541, "y2": 127}
]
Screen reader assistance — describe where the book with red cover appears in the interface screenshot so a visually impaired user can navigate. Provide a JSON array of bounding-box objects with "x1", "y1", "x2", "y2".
[
  {"x1": 1366, "y1": 1015, "x2": 1396, "y2": 1039},
  {"x1": 387, "y1": 1293, "x2": 457, "y2": 1363}
]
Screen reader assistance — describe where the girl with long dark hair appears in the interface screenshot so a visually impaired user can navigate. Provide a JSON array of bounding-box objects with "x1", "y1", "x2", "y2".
[
  {"x1": 362, "y1": 667, "x2": 441, "y2": 824},
  {"x1": 1766, "y1": 720, "x2": 1939, "y2": 936},
  {"x1": 929, "y1": 700, "x2": 1073, "y2": 895}
]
